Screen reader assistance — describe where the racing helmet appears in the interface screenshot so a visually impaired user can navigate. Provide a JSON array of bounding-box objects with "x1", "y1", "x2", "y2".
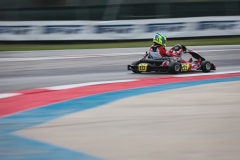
[{"x1": 153, "y1": 33, "x2": 167, "y2": 47}]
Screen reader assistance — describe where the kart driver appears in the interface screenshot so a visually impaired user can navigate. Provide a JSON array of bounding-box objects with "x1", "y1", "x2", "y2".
[
  {"x1": 147, "y1": 33, "x2": 183, "y2": 59},
  {"x1": 146, "y1": 33, "x2": 202, "y2": 66}
]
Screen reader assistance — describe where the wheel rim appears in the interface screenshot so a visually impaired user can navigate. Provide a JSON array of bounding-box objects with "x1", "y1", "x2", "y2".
[
  {"x1": 175, "y1": 64, "x2": 180, "y2": 71},
  {"x1": 206, "y1": 63, "x2": 211, "y2": 70}
]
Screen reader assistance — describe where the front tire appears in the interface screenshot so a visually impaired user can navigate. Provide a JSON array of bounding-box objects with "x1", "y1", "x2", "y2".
[{"x1": 201, "y1": 61, "x2": 211, "y2": 73}]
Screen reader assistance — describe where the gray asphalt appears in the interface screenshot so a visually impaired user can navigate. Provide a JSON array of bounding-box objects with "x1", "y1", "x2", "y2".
[{"x1": 0, "y1": 45, "x2": 240, "y2": 93}]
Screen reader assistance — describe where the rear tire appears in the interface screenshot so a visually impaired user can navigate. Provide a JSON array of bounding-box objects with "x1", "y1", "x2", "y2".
[
  {"x1": 201, "y1": 61, "x2": 211, "y2": 73},
  {"x1": 169, "y1": 62, "x2": 181, "y2": 74}
]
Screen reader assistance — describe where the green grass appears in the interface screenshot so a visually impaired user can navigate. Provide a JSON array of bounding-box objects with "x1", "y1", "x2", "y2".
[{"x1": 1, "y1": 37, "x2": 240, "y2": 51}]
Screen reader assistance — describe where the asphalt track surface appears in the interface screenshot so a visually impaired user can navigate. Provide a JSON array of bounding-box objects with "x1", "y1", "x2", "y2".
[
  {"x1": 1, "y1": 45, "x2": 240, "y2": 93},
  {"x1": 1, "y1": 45, "x2": 240, "y2": 160}
]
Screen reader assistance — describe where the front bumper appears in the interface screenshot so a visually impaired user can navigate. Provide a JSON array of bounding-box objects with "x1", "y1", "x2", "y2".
[{"x1": 128, "y1": 64, "x2": 169, "y2": 72}]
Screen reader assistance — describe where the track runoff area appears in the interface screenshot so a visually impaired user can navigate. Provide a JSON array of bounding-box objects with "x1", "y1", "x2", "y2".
[{"x1": 1, "y1": 46, "x2": 240, "y2": 160}]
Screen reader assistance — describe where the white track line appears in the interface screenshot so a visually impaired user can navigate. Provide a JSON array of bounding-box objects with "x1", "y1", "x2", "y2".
[
  {"x1": 0, "y1": 93, "x2": 22, "y2": 99},
  {"x1": 174, "y1": 70, "x2": 240, "y2": 77},
  {"x1": 0, "y1": 52, "x2": 142, "y2": 62},
  {"x1": 1, "y1": 48, "x2": 240, "y2": 62},
  {"x1": 197, "y1": 49, "x2": 240, "y2": 52},
  {"x1": 0, "y1": 79, "x2": 138, "y2": 99},
  {"x1": 44, "y1": 79, "x2": 138, "y2": 90}
]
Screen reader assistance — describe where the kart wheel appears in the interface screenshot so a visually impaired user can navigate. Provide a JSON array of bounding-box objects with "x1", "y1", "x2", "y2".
[
  {"x1": 201, "y1": 61, "x2": 211, "y2": 73},
  {"x1": 169, "y1": 62, "x2": 181, "y2": 74}
]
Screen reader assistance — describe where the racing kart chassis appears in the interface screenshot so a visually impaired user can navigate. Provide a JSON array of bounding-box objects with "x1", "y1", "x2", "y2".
[{"x1": 128, "y1": 59, "x2": 215, "y2": 74}]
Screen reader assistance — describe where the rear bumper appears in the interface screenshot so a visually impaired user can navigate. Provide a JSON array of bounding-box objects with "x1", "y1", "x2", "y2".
[{"x1": 211, "y1": 63, "x2": 217, "y2": 70}]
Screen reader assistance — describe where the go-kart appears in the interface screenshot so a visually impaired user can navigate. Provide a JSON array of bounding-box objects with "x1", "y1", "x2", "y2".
[{"x1": 127, "y1": 45, "x2": 216, "y2": 74}]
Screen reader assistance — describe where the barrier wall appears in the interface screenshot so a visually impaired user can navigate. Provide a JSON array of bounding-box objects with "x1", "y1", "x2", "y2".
[{"x1": 0, "y1": 16, "x2": 240, "y2": 41}]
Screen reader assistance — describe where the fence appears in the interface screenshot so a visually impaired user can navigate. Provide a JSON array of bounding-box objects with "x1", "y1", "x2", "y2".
[{"x1": 0, "y1": 0, "x2": 239, "y2": 21}]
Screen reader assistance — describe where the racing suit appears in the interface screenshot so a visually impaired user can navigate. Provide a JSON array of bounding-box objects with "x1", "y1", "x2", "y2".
[{"x1": 148, "y1": 44, "x2": 182, "y2": 59}]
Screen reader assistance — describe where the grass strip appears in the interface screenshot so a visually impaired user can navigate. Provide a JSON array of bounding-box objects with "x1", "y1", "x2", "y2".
[{"x1": 0, "y1": 37, "x2": 240, "y2": 51}]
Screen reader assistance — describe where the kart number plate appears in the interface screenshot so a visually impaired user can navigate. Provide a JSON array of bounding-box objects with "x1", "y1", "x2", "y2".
[
  {"x1": 181, "y1": 63, "x2": 190, "y2": 72},
  {"x1": 138, "y1": 63, "x2": 148, "y2": 72}
]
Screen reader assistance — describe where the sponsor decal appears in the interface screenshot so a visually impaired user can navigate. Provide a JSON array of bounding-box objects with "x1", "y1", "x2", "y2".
[
  {"x1": 95, "y1": 25, "x2": 134, "y2": 34},
  {"x1": 42, "y1": 25, "x2": 82, "y2": 34},
  {"x1": 145, "y1": 23, "x2": 186, "y2": 32},
  {"x1": 181, "y1": 63, "x2": 190, "y2": 72},
  {"x1": 197, "y1": 21, "x2": 238, "y2": 30},
  {"x1": 0, "y1": 26, "x2": 32, "y2": 34},
  {"x1": 138, "y1": 63, "x2": 148, "y2": 72}
]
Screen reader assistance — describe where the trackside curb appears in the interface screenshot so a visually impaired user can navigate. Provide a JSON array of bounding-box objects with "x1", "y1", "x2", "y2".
[
  {"x1": 1, "y1": 71, "x2": 240, "y2": 100},
  {"x1": 1, "y1": 71, "x2": 240, "y2": 118}
]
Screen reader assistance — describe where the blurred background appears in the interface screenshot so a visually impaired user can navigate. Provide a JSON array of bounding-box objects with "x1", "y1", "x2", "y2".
[{"x1": 0, "y1": 0, "x2": 240, "y2": 21}]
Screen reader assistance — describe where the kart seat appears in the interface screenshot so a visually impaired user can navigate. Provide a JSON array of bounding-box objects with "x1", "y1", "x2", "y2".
[{"x1": 180, "y1": 59, "x2": 186, "y2": 63}]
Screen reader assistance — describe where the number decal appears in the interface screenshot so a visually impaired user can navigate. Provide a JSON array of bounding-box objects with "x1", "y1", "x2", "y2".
[
  {"x1": 138, "y1": 63, "x2": 148, "y2": 72},
  {"x1": 181, "y1": 63, "x2": 190, "y2": 72}
]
